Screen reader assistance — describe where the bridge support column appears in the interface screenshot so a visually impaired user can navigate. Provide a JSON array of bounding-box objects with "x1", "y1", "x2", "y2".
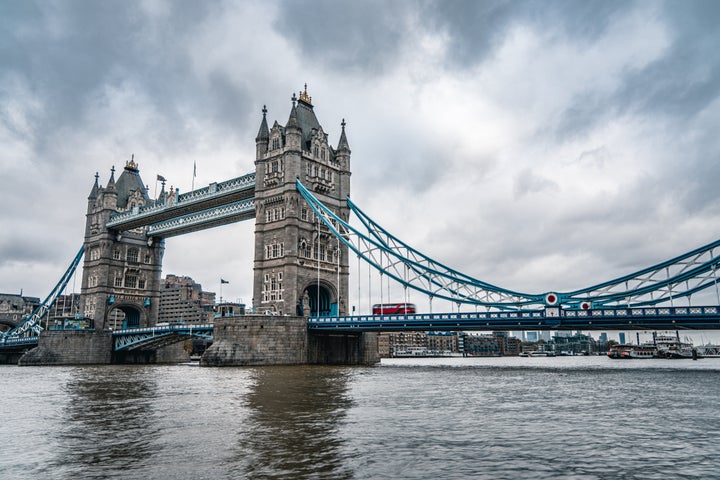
[
  {"x1": 18, "y1": 330, "x2": 113, "y2": 366},
  {"x1": 201, "y1": 315, "x2": 308, "y2": 366},
  {"x1": 308, "y1": 332, "x2": 380, "y2": 365},
  {"x1": 200, "y1": 315, "x2": 380, "y2": 366}
]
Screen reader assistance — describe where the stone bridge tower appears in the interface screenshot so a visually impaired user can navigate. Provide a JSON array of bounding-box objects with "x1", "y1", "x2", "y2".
[
  {"x1": 253, "y1": 86, "x2": 351, "y2": 316},
  {"x1": 79, "y1": 159, "x2": 165, "y2": 329}
]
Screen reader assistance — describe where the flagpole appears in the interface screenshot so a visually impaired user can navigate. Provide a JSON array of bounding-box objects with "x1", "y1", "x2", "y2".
[{"x1": 192, "y1": 160, "x2": 196, "y2": 191}]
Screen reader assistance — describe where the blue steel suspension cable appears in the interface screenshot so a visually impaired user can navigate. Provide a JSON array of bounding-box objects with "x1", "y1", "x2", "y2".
[
  {"x1": 345, "y1": 188, "x2": 720, "y2": 307},
  {"x1": 297, "y1": 180, "x2": 540, "y2": 309},
  {"x1": 298, "y1": 179, "x2": 720, "y2": 309}
]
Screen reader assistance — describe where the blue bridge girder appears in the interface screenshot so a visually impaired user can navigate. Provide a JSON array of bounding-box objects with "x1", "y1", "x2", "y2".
[
  {"x1": 0, "y1": 336, "x2": 39, "y2": 348},
  {"x1": 113, "y1": 324, "x2": 213, "y2": 351},
  {"x1": 297, "y1": 180, "x2": 720, "y2": 311},
  {"x1": 307, "y1": 306, "x2": 720, "y2": 332},
  {"x1": 106, "y1": 172, "x2": 256, "y2": 234}
]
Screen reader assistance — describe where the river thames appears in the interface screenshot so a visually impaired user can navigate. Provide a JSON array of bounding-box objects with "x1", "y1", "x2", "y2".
[{"x1": 2, "y1": 356, "x2": 718, "y2": 479}]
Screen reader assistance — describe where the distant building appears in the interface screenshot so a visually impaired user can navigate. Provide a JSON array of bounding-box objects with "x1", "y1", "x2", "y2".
[
  {"x1": 377, "y1": 331, "x2": 459, "y2": 357},
  {"x1": 463, "y1": 333, "x2": 499, "y2": 356},
  {"x1": 552, "y1": 332, "x2": 596, "y2": 354},
  {"x1": 217, "y1": 302, "x2": 246, "y2": 318},
  {"x1": 158, "y1": 274, "x2": 216, "y2": 325},
  {"x1": 427, "y1": 332, "x2": 458, "y2": 354},
  {"x1": 463, "y1": 331, "x2": 522, "y2": 356},
  {"x1": 0, "y1": 293, "x2": 40, "y2": 331},
  {"x1": 49, "y1": 293, "x2": 81, "y2": 319}
]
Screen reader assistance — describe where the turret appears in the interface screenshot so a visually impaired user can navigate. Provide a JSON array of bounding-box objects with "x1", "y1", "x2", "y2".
[
  {"x1": 255, "y1": 105, "x2": 269, "y2": 159},
  {"x1": 284, "y1": 93, "x2": 302, "y2": 151},
  {"x1": 336, "y1": 119, "x2": 351, "y2": 200},
  {"x1": 102, "y1": 166, "x2": 118, "y2": 210},
  {"x1": 87, "y1": 172, "x2": 100, "y2": 213}
]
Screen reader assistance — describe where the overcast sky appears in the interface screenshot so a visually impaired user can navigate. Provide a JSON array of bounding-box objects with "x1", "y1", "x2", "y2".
[{"x1": 2, "y1": 0, "x2": 720, "y2": 325}]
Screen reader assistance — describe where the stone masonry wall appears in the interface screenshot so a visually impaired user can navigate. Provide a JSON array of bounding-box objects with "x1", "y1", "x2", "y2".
[
  {"x1": 201, "y1": 314, "x2": 380, "y2": 366},
  {"x1": 201, "y1": 315, "x2": 308, "y2": 366},
  {"x1": 19, "y1": 330, "x2": 113, "y2": 365},
  {"x1": 307, "y1": 332, "x2": 380, "y2": 365}
]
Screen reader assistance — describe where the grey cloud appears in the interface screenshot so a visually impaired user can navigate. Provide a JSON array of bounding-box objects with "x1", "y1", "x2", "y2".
[
  {"x1": 576, "y1": 146, "x2": 611, "y2": 169},
  {"x1": 513, "y1": 169, "x2": 558, "y2": 197},
  {"x1": 616, "y1": 1, "x2": 720, "y2": 119},
  {"x1": 275, "y1": 0, "x2": 407, "y2": 74},
  {"x1": 420, "y1": 0, "x2": 629, "y2": 69},
  {"x1": 0, "y1": 1, "x2": 250, "y2": 165},
  {"x1": 549, "y1": 92, "x2": 612, "y2": 143}
]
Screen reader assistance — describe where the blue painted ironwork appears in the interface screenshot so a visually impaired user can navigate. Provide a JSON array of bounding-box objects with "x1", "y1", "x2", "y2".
[
  {"x1": 113, "y1": 324, "x2": 213, "y2": 351},
  {"x1": 146, "y1": 199, "x2": 255, "y2": 237},
  {"x1": 0, "y1": 246, "x2": 85, "y2": 344},
  {"x1": 308, "y1": 306, "x2": 720, "y2": 332},
  {"x1": 0, "y1": 336, "x2": 39, "y2": 348},
  {"x1": 297, "y1": 180, "x2": 720, "y2": 311},
  {"x1": 106, "y1": 173, "x2": 256, "y2": 233}
]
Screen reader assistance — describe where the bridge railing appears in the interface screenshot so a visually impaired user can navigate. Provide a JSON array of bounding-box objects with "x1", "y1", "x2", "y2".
[
  {"x1": 0, "y1": 336, "x2": 40, "y2": 347},
  {"x1": 146, "y1": 199, "x2": 254, "y2": 237},
  {"x1": 107, "y1": 172, "x2": 255, "y2": 227},
  {"x1": 113, "y1": 324, "x2": 214, "y2": 351},
  {"x1": 114, "y1": 324, "x2": 214, "y2": 335},
  {"x1": 308, "y1": 306, "x2": 720, "y2": 331}
]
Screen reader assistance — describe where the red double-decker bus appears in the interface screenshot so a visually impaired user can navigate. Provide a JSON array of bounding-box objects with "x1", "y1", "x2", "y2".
[{"x1": 372, "y1": 303, "x2": 416, "y2": 315}]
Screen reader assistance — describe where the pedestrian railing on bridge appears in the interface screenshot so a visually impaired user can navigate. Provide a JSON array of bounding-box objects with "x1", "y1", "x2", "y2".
[
  {"x1": 113, "y1": 324, "x2": 214, "y2": 351},
  {"x1": 106, "y1": 173, "x2": 256, "y2": 232},
  {"x1": 308, "y1": 306, "x2": 720, "y2": 331}
]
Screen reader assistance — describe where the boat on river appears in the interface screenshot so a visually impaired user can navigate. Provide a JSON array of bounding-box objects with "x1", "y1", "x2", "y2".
[
  {"x1": 653, "y1": 334, "x2": 697, "y2": 359},
  {"x1": 607, "y1": 332, "x2": 699, "y2": 359}
]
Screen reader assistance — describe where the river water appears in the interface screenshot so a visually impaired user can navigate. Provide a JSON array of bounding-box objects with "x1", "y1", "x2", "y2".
[{"x1": 2, "y1": 356, "x2": 719, "y2": 479}]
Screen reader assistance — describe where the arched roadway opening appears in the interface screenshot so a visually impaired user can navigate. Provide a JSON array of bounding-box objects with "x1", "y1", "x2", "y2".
[
  {"x1": 107, "y1": 305, "x2": 143, "y2": 329},
  {"x1": 304, "y1": 282, "x2": 336, "y2": 317}
]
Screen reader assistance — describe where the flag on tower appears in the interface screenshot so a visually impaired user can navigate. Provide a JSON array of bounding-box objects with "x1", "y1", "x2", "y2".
[
  {"x1": 193, "y1": 160, "x2": 197, "y2": 178},
  {"x1": 157, "y1": 174, "x2": 166, "y2": 182},
  {"x1": 221, "y1": 278, "x2": 229, "y2": 284}
]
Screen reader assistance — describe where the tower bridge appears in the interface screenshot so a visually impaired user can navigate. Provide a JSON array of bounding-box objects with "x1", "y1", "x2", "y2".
[{"x1": 3, "y1": 85, "x2": 720, "y2": 365}]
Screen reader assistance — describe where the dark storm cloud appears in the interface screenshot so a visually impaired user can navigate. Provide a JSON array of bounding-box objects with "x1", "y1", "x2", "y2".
[
  {"x1": 421, "y1": 0, "x2": 629, "y2": 68},
  {"x1": 274, "y1": 0, "x2": 407, "y2": 73},
  {"x1": 0, "y1": 0, "x2": 253, "y2": 164},
  {"x1": 549, "y1": 1, "x2": 720, "y2": 142},
  {"x1": 616, "y1": 1, "x2": 720, "y2": 120}
]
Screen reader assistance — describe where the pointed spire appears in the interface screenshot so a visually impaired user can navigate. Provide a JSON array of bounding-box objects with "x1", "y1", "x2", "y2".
[
  {"x1": 337, "y1": 118, "x2": 350, "y2": 152},
  {"x1": 286, "y1": 95, "x2": 299, "y2": 129},
  {"x1": 107, "y1": 165, "x2": 117, "y2": 190},
  {"x1": 88, "y1": 172, "x2": 100, "y2": 199},
  {"x1": 255, "y1": 105, "x2": 269, "y2": 142}
]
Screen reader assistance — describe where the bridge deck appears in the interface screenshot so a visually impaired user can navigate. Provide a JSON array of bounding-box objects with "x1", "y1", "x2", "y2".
[
  {"x1": 308, "y1": 306, "x2": 720, "y2": 332},
  {"x1": 113, "y1": 324, "x2": 214, "y2": 351},
  {"x1": 106, "y1": 173, "x2": 255, "y2": 232}
]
